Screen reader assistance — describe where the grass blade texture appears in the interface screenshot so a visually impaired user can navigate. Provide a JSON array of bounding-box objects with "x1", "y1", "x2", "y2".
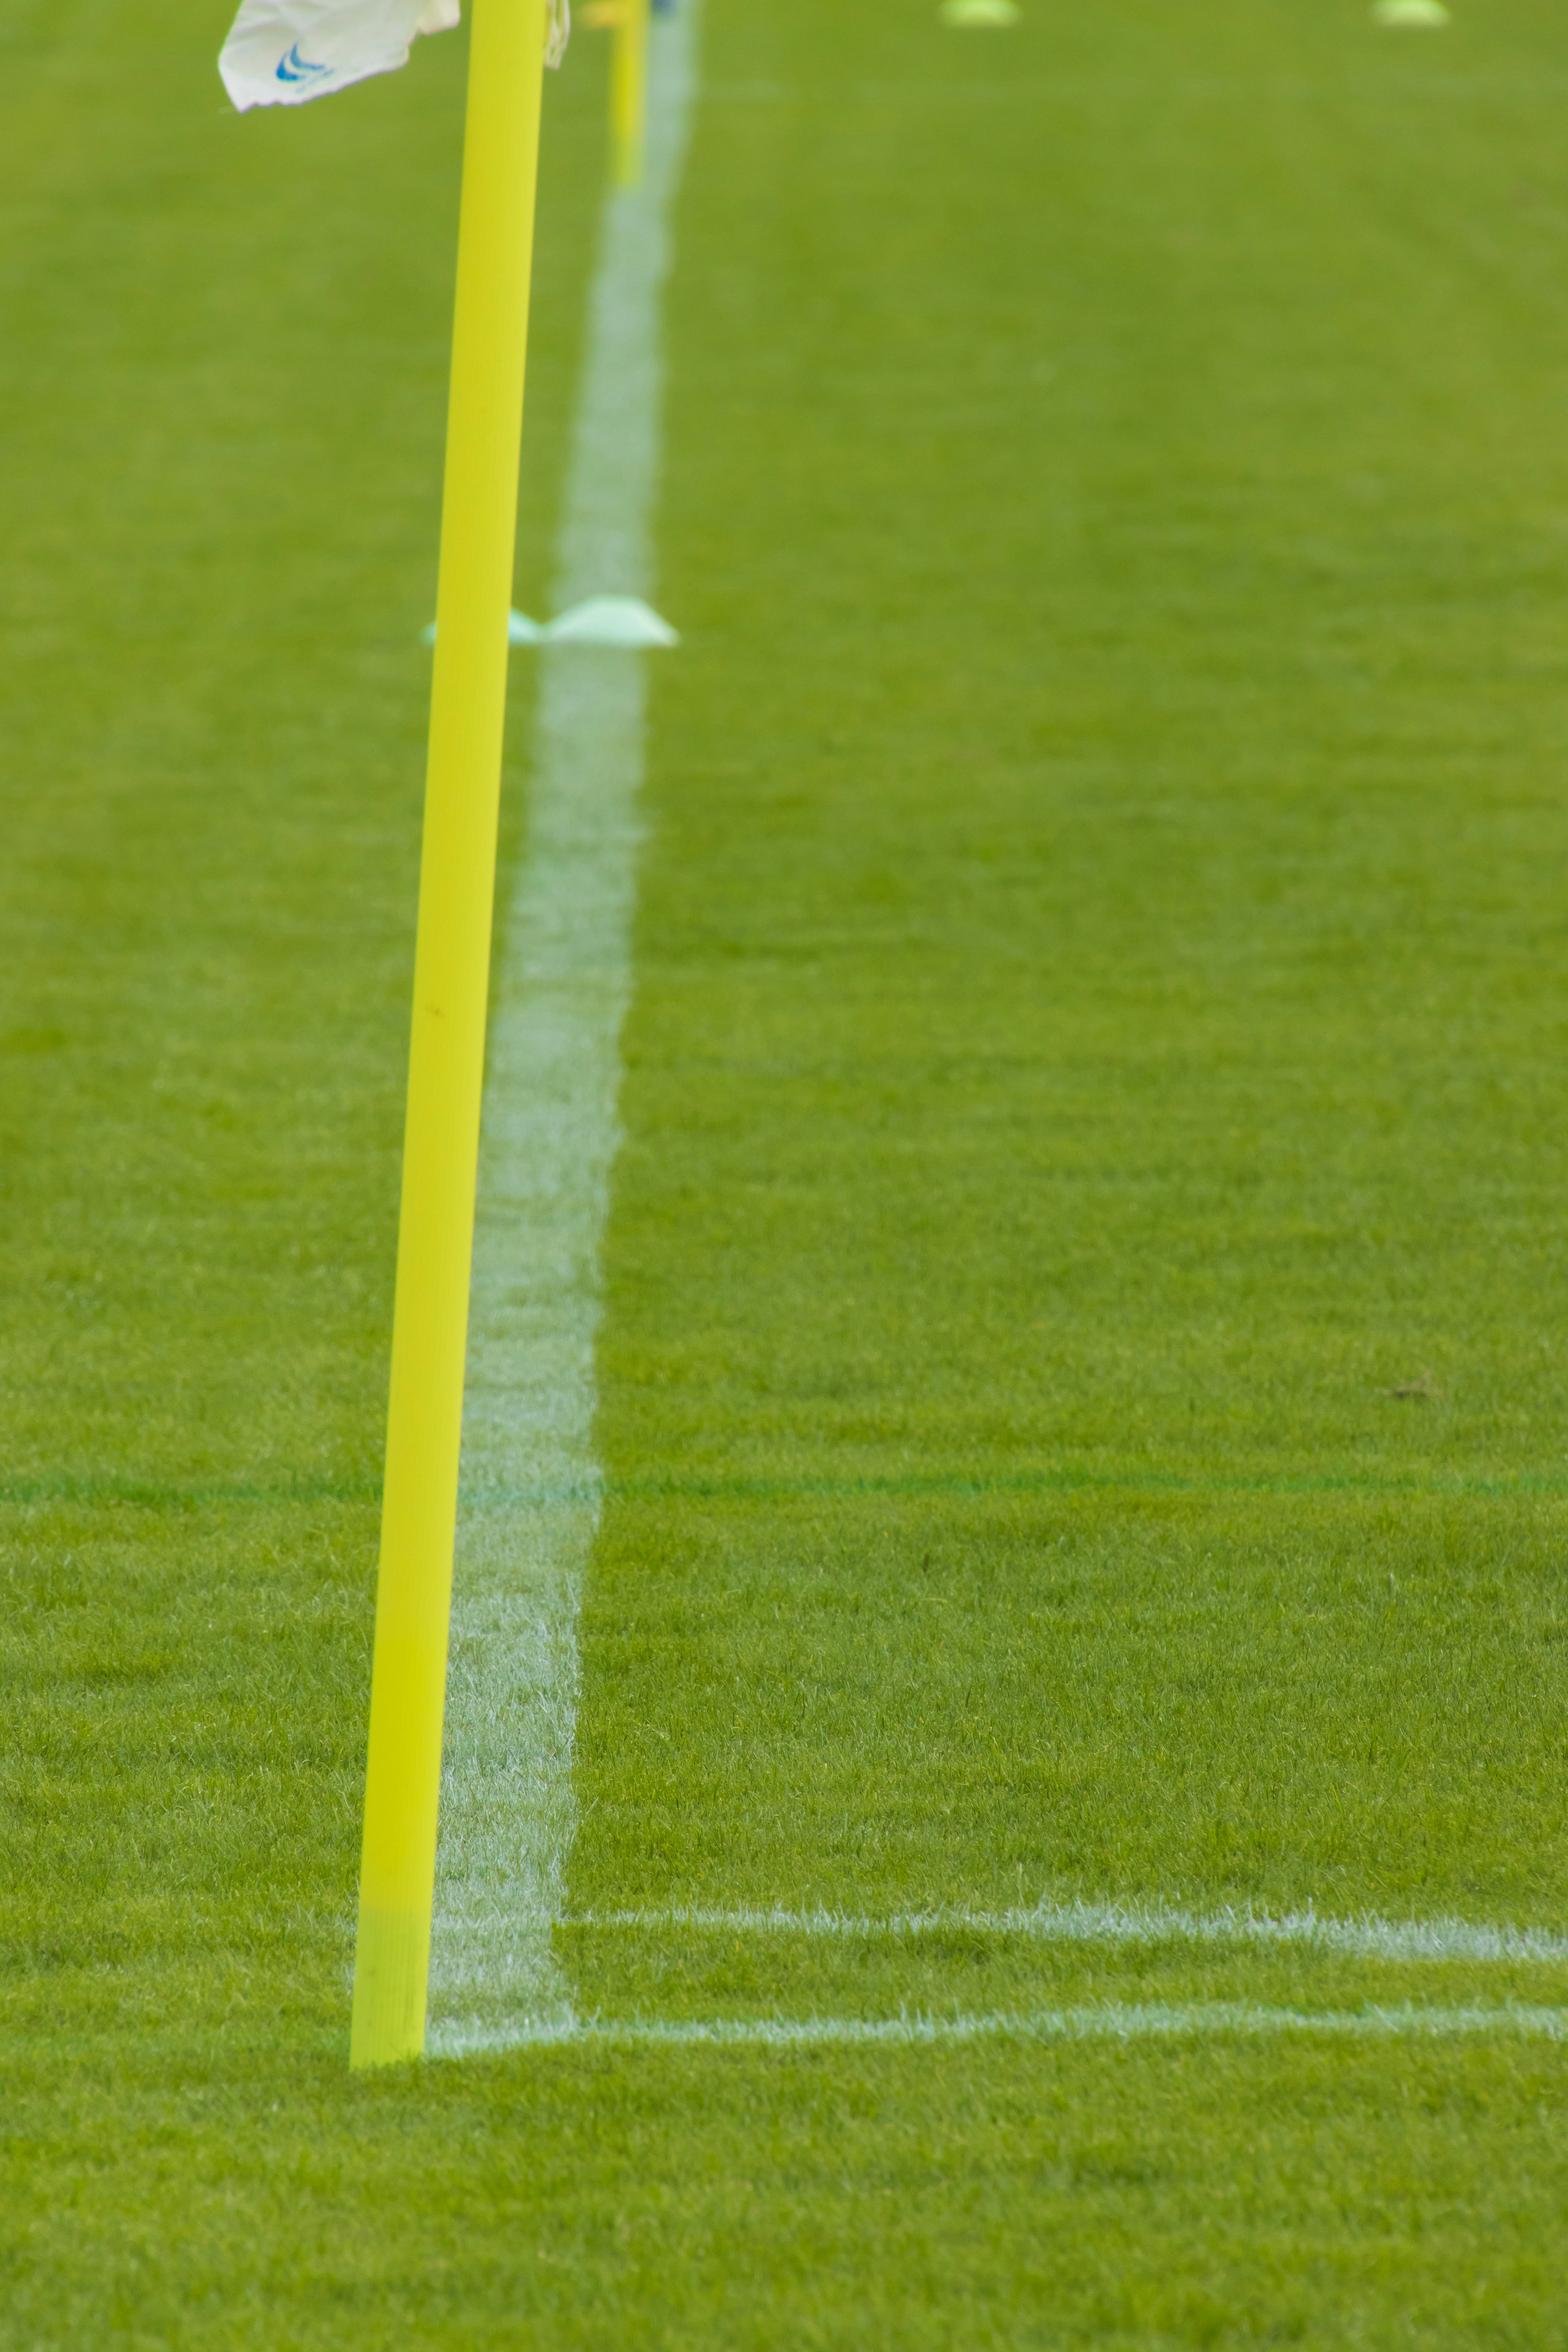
[{"x1": 4, "y1": 0, "x2": 1568, "y2": 2343}]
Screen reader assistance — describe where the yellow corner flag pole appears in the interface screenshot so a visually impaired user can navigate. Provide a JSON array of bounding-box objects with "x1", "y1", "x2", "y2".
[
  {"x1": 350, "y1": 0, "x2": 548, "y2": 2071},
  {"x1": 609, "y1": 0, "x2": 648, "y2": 187},
  {"x1": 579, "y1": 0, "x2": 646, "y2": 187}
]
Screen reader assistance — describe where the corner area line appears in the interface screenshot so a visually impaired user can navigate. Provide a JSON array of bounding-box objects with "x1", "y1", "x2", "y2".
[
  {"x1": 425, "y1": 1, "x2": 702, "y2": 2058},
  {"x1": 566, "y1": 1898, "x2": 1568, "y2": 1968},
  {"x1": 432, "y1": 2002, "x2": 1568, "y2": 2058}
]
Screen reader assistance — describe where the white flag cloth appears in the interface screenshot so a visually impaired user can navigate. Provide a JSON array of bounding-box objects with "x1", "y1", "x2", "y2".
[{"x1": 219, "y1": 0, "x2": 459, "y2": 111}]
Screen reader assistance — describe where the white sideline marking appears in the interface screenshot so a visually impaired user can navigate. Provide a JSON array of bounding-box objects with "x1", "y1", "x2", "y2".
[
  {"x1": 434, "y1": 2002, "x2": 1568, "y2": 2057},
  {"x1": 570, "y1": 1899, "x2": 1568, "y2": 1968},
  {"x1": 425, "y1": 0, "x2": 701, "y2": 2058}
]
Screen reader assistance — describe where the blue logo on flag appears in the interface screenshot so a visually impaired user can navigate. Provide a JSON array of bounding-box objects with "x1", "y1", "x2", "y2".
[{"x1": 276, "y1": 42, "x2": 331, "y2": 80}]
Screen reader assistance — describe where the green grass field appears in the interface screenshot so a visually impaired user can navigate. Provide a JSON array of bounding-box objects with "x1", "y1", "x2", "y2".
[{"x1": 5, "y1": 0, "x2": 1568, "y2": 2341}]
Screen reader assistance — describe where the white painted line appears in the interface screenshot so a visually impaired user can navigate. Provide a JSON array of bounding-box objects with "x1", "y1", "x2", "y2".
[
  {"x1": 425, "y1": 0, "x2": 702, "y2": 2059},
  {"x1": 569, "y1": 1899, "x2": 1568, "y2": 1968},
  {"x1": 433, "y1": 2001, "x2": 1568, "y2": 2057}
]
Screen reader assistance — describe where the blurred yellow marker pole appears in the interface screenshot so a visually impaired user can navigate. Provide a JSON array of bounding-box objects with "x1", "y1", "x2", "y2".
[
  {"x1": 349, "y1": 0, "x2": 549, "y2": 2071},
  {"x1": 612, "y1": 0, "x2": 648, "y2": 185},
  {"x1": 583, "y1": 0, "x2": 648, "y2": 185}
]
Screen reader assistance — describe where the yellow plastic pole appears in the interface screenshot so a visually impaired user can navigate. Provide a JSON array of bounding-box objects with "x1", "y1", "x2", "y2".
[
  {"x1": 609, "y1": 0, "x2": 648, "y2": 186},
  {"x1": 350, "y1": 0, "x2": 548, "y2": 2071}
]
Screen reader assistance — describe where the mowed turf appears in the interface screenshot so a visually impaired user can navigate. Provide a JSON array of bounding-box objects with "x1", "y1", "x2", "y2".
[{"x1": 4, "y1": 0, "x2": 1568, "y2": 2343}]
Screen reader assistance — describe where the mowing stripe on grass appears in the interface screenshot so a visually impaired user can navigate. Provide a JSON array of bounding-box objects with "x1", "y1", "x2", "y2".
[
  {"x1": 432, "y1": 2003, "x2": 1568, "y2": 2057},
  {"x1": 423, "y1": 0, "x2": 701, "y2": 2058},
  {"x1": 566, "y1": 1900, "x2": 1568, "y2": 1967},
  {"x1": 11, "y1": 1463, "x2": 1568, "y2": 1512}
]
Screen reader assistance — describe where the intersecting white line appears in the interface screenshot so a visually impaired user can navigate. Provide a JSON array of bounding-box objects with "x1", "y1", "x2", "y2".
[
  {"x1": 425, "y1": 0, "x2": 702, "y2": 2060},
  {"x1": 567, "y1": 1899, "x2": 1568, "y2": 1968},
  {"x1": 432, "y1": 2002, "x2": 1568, "y2": 2057}
]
